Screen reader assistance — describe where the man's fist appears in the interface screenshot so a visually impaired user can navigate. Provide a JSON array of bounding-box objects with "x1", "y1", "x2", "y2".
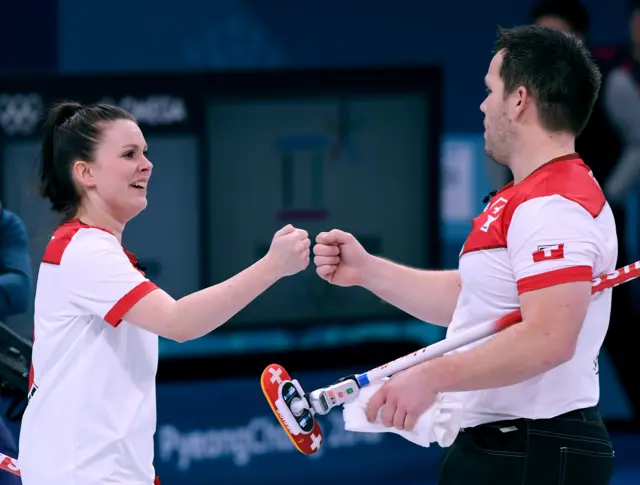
[{"x1": 313, "y1": 229, "x2": 371, "y2": 287}]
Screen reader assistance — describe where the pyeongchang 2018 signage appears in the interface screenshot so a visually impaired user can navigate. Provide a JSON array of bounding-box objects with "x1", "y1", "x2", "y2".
[
  {"x1": 154, "y1": 371, "x2": 444, "y2": 485},
  {"x1": 158, "y1": 410, "x2": 380, "y2": 469}
]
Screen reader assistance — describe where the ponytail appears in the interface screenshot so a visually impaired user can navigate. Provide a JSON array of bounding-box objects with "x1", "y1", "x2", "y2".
[{"x1": 39, "y1": 102, "x2": 83, "y2": 217}]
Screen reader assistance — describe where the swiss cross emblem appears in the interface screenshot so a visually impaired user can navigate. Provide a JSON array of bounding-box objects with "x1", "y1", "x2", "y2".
[{"x1": 532, "y1": 244, "x2": 565, "y2": 262}]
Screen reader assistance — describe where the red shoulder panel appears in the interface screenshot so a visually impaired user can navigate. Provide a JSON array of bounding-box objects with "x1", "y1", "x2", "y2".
[
  {"x1": 460, "y1": 155, "x2": 605, "y2": 257},
  {"x1": 41, "y1": 218, "x2": 140, "y2": 269},
  {"x1": 41, "y1": 220, "x2": 86, "y2": 265}
]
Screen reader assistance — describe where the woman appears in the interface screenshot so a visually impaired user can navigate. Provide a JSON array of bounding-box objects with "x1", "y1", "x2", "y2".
[{"x1": 17, "y1": 102, "x2": 310, "y2": 485}]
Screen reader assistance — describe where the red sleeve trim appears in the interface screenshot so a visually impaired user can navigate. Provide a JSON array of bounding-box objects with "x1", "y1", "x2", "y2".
[
  {"x1": 104, "y1": 281, "x2": 158, "y2": 327},
  {"x1": 517, "y1": 266, "x2": 592, "y2": 294}
]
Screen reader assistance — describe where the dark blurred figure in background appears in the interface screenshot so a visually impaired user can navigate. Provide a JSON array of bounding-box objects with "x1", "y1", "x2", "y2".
[
  {"x1": 532, "y1": 0, "x2": 589, "y2": 38},
  {"x1": 533, "y1": 0, "x2": 640, "y2": 426},
  {"x1": 531, "y1": 1, "x2": 623, "y2": 186},
  {"x1": 603, "y1": 3, "x2": 640, "y2": 212},
  {"x1": 0, "y1": 201, "x2": 31, "y2": 484},
  {"x1": 0, "y1": 203, "x2": 31, "y2": 331}
]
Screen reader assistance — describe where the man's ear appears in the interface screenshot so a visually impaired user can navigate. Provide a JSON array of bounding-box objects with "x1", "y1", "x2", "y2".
[{"x1": 511, "y1": 85, "x2": 532, "y2": 120}]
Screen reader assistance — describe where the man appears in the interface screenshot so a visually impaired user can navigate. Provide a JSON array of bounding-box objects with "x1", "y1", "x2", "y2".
[
  {"x1": 313, "y1": 26, "x2": 615, "y2": 484},
  {"x1": 0, "y1": 201, "x2": 31, "y2": 485}
]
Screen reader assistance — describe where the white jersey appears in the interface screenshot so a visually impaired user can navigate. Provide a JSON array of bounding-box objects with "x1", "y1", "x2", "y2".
[
  {"x1": 18, "y1": 219, "x2": 160, "y2": 485},
  {"x1": 448, "y1": 154, "x2": 617, "y2": 428}
]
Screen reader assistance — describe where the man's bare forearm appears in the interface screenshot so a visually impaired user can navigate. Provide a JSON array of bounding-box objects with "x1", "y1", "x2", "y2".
[{"x1": 359, "y1": 256, "x2": 461, "y2": 326}]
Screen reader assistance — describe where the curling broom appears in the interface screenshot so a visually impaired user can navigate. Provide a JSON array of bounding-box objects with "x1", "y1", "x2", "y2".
[{"x1": 260, "y1": 261, "x2": 640, "y2": 455}]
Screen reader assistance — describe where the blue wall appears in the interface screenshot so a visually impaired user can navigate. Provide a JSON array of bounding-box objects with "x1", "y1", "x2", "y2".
[{"x1": 58, "y1": 0, "x2": 631, "y2": 133}]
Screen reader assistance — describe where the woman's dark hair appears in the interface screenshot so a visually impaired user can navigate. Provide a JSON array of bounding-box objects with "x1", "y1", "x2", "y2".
[{"x1": 39, "y1": 101, "x2": 136, "y2": 219}]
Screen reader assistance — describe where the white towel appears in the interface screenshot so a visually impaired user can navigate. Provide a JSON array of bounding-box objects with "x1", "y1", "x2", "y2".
[{"x1": 342, "y1": 378, "x2": 464, "y2": 448}]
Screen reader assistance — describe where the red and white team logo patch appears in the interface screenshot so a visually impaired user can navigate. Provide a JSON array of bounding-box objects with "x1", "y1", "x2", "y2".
[
  {"x1": 480, "y1": 197, "x2": 509, "y2": 233},
  {"x1": 532, "y1": 244, "x2": 565, "y2": 262}
]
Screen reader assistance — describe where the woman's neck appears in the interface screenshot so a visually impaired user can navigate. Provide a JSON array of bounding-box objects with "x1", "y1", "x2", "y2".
[{"x1": 74, "y1": 208, "x2": 125, "y2": 242}]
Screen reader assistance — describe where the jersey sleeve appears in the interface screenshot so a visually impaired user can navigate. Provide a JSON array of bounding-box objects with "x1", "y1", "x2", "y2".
[
  {"x1": 506, "y1": 195, "x2": 600, "y2": 294},
  {"x1": 60, "y1": 229, "x2": 158, "y2": 326}
]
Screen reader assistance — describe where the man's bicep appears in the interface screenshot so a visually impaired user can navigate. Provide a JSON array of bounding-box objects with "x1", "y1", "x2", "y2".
[
  {"x1": 507, "y1": 197, "x2": 599, "y2": 295},
  {"x1": 519, "y1": 281, "x2": 592, "y2": 321},
  {"x1": 519, "y1": 280, "x2": 592, "y2": 356}
]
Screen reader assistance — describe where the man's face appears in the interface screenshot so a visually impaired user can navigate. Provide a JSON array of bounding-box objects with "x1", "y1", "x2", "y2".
[{"x1": 480, "y1": 51, "x2": 517, "y2": 167}]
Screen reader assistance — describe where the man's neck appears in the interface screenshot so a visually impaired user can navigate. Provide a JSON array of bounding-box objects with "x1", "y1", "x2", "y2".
[{"x1": 509, "y1": 131, "x2": 576, "y2": 184}]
